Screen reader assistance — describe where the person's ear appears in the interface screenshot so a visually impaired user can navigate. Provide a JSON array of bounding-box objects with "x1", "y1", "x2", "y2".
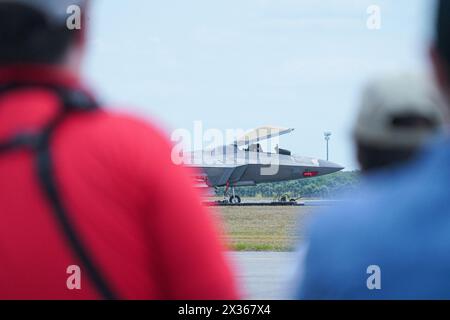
[
  {"x1": 430, "y1": 44, "x2": 450, "y2": 94},
  {"x1": 74, "y1": 28, "x2": 87, "y2": 54},
  {"x1": 70, "y1": 3, "x2": 89, "y2": 58},
  {"x1": 63, "y1": 29, "x2": 86, "y2": 73}
]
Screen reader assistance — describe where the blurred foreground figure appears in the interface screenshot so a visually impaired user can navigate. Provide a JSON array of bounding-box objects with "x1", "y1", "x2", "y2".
[
  {"x1": 0, "y1": 0, "x2": 237, "y2": 299},
  {"x1": 354, "y1": 74, "x2": 445, "y2": 172},
  {"x1": 296, "y1": 1, "x2": 450, "y2": 299}
]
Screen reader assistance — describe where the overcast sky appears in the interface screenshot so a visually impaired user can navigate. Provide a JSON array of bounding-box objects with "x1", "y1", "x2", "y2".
[{"x1": 83, "y1": 0, "x2": 436, "y2": 169}]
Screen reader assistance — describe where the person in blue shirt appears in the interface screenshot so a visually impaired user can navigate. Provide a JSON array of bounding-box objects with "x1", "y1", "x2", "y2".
[{"x1": 297, "y1": 1, "x2": 450, "y2": 299}]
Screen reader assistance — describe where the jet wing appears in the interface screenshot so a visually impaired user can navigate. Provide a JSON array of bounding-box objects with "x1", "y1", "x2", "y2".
[{"x1": 234, "y1": 126, "x2": 294, "y2": 146}]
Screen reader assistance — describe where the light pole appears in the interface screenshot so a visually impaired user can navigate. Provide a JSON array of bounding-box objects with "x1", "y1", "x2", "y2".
[{"x1": 324, "y1": 132, "x2": 332, "y2": 161}]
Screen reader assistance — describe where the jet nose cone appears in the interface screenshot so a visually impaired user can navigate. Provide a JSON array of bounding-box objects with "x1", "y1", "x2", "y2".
[{"x1": 318, "y1": 160, "x2": 345, "y2": 172}]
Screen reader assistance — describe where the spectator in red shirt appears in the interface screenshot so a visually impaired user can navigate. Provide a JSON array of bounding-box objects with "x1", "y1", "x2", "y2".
[{"x1": 0, "y1": 0, "x2": 239, "y2": 300}]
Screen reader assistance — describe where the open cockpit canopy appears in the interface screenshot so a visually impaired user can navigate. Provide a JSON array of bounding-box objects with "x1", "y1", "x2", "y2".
[{"x1": 234, "y1": 126, "x2": 294, "y2": 147}]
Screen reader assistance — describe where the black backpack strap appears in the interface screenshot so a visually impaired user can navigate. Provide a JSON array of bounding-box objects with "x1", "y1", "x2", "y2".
[{"x1": 0, "y1": 84, "x2": 118, "y2": 300}]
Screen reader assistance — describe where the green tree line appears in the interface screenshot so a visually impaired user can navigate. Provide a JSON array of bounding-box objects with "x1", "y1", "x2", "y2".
[{"x1": 218, "y1": 171, "x2": 360, "y2": 199}]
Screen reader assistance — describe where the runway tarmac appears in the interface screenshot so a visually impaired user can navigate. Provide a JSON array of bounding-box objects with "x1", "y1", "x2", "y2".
[
  {"x1": 207, "y1": 199, "x2": 343, "y2": 207},
  {"x1": 228, "y1": 251, "x2": 299, "y2": 300}
]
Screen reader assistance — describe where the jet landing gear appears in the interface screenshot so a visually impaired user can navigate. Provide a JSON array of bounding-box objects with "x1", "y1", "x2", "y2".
[
  {"x1": 229, "y1": 194, "x2": 241, "y2": 204},
  {"x1": 224, "y1": 183, "x2": 242, "y2": 204}
]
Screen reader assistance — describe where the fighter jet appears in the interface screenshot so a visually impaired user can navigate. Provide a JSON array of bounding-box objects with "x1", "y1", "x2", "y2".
[{"x1": 184, "y1": 126, "x2": 344, "y2": 204}]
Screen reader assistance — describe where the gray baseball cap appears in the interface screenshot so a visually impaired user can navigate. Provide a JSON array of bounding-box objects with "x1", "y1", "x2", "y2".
[
  {"x1": 0, "y1": 0, "x2": 86, "y2": 25},
  {"x1": 353, "y1": 73, "x2": 447, "y2": 149}
]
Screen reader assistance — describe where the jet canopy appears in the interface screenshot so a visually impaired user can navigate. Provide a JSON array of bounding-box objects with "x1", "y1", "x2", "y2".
[{"x1": 234, "y1": 126, "x2": 295, "y2": 147}]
